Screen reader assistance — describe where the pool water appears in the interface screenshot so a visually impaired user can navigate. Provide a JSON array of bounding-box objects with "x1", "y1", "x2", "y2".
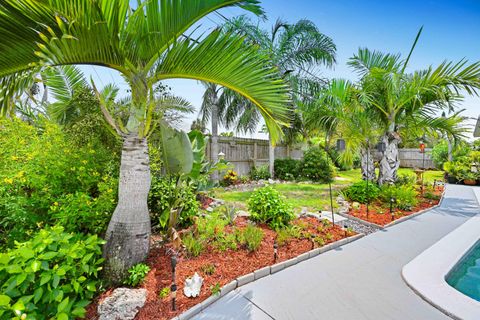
[{"x1": 447, "y1": 242, "x2": 480, "y2": 302}]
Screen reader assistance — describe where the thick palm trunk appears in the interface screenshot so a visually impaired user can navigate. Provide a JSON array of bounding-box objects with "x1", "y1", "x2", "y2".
[
  {"x1": 378, "y1": 132, "x2": 401, "y2": 185},
  {"x1": 360, "y1": 147, "x2": 375, "y2": 181},
  {"x1": 104, "y1": 134, "x2": 151, "y2": 283}
]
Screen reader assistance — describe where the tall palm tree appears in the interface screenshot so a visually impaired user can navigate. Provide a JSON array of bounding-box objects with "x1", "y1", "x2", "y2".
[
  {"x1": 305, "y1": 78, "x2": 469, "y2": 182},
  {"x1": 349, "y1": 29, "x2": 480, "y2": 184},
  {"x1": 201, "y1": 16, "x2": 336, "y2": 175},
  {"x1": 0, "y1": 0, "x2": 291, "y2": 282},
  {"x1": 303, "y1": 79, "x2": 381, "y2": 180}
]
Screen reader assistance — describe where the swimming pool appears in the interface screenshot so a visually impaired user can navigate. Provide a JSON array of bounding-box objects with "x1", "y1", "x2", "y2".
[{"x1": 447, "y1": 241, "x2": 480, "y2": 302}]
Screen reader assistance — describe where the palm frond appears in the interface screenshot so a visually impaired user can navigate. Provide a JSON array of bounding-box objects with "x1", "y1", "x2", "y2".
[{"x1": 153, "y1": 29, "x2": 292, "y2": 143}]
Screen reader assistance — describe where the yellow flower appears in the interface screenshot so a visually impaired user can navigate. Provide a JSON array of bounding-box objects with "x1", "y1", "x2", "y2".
[
  {"x1": 54, "y1": 202, "x2": 59, "y2": 206},
  {"x1": 11, "y1": 155, "x2": 19, "y2": 161},
  {"x1": 3, "y1": 177, "x2": 13, "y2": 184}
]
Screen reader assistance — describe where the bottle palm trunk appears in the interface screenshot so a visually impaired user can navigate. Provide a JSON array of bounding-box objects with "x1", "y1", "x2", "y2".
[
  {"x1": 103, "y1": 134, "x2": 151, "y2": 283},
  {"x1": 378, "y1": 132, "x2": 401, "y2": 185}
]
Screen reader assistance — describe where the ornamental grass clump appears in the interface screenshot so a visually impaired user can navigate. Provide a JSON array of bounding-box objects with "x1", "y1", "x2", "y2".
[{"x1": 247, "y1": 186, "x2": 295, "y2": 229}]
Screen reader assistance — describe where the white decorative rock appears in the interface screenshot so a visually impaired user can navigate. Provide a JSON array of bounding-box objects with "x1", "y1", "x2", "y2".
[
  {"x1": 183, "y1": 272, "x2": 203, "y2": 298},
  {"x1": 98, "y1": 288, "x2": 146, "y2": 320}
]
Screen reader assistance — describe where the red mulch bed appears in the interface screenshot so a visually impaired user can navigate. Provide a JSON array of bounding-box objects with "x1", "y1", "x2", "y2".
[
  {"x1": 85, "y1": 217, "x2": 352, "y2": 320},
  {"x1": 348, "y1": 186, "x2": 444, "y2": 226}
]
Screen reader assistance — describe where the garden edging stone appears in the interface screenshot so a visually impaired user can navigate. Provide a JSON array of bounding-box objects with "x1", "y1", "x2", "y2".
[
  {"x1": 236, "y1": 272, "x2": 254, "y2": 286},
  {"x1": 174, "y1": 233, "x2": 364, "y2": 320},
  {"x1": 254, "y1": 266, "x2": 271, "y2": 280}
]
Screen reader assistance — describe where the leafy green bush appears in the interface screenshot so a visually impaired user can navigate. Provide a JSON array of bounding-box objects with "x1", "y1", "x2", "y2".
[
  {"x1": 380, "y1": 185, "x2": 418, "y2": 210},
  {"x1": 343, "y1": 181, "x2": 380, "y2": 204},
  {"x1": 124, "y1": 263, "x2": 150, "y2": 287},
  {"x1": 237, "y1": 225, "x2": 264, "y2": 252},
  {"x1": 0, "y1": 119, "x2": 118, "y2": 248},
  {"x1": 250, "y1": 165, "x2": 271, "y2": 181},
  {"x1": 274, "y1": 158, "x2": 301, "y2": 181},
  {"x1": 148, "y1": 175, "x2": 199, "y2": 230},
  {"x1": 0, "y1": 226, "x2": 104, "y2": 319},
  {"x1": 395, "y1": 172, "x2": 416, "y2": 186},
  {"x1": 431, "y1": 140, "x2": 470, "y2": 169},
  {"x1": 300, "y1": 147, "x2": 335, "y2": 183},
  {"x1": 247, "y1": 186, "x2": 295, "y2": 229}
]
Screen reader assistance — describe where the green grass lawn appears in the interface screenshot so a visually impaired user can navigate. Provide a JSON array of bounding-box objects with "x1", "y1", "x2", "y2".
[{"x1": 213, "y1": 168, "x2": 444, "y2": 213}]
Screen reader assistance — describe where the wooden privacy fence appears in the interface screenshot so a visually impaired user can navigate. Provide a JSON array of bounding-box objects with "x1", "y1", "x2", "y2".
[{"x1": 206, "y1": 137, "x2": 436, "y2": 176}]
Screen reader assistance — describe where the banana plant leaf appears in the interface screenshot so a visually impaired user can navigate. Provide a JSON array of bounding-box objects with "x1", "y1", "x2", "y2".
[{"x1": 159, "y1": 121, "x2": 193, "y2": 175}]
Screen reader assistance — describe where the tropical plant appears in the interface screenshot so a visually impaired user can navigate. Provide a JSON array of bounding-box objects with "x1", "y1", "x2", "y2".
[
  {"x1": 148, "y1": 175, "x2": 199, "y2": 231},
  {"x1": 343, "y1": 181, "x2": 381, "y2": 204},
  {"x1": 302, "y1": 79, "x2": 381, "y2": 181},
  {"x1": 247, "y1": 186, "x2": 295, "y2": 229},
  {"x1": 348, "y1": 28, "x2": 480, "y2": 184},
  {"x1": 0, "y1": 226, "x2": 104, "y2": 320},
  {"x1": 0, "y1": 0, "x2": 292, "y2": 282},
  {"x1": 380, "y1": 185, "x2": 418, "y2": 211},
  {"x1": 200, "y1": 16, "x2": 337, "y2": 175}
]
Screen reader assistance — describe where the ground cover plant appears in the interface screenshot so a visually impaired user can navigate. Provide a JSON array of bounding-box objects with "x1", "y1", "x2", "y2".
[{"x1": 0, "y1": 226, "x2": 104, "y2": 319}]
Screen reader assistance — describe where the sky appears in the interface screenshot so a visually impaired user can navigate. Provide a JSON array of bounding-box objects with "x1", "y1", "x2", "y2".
[{"x1": 81, "y1": 0, "x2": 480, "y2": 139}]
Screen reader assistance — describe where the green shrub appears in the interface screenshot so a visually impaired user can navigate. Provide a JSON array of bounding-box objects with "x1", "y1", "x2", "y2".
[
  {"x1": 395, "y1": 172, "x2": 416, "y2": 186},
  {"x1": 182, "y1": 233, "x2": 205, "y2": 257},
  {"x1": 343, "y1": 181, "x2": 380, "y2": 204},
  {"x1": 237, "y1": 225, "x2": 264, "y2": 252},
  {"x1": 148, "y1": 175, "x2": 199, "y2": 230},
  {"x1": 300, "y1": 147, "x2": 335, "y2": 183},
  {"x1": 123, "y1": 263, "x2": 150, "y2": 287},
  {"x1": 250, "y1": 165, "x2": 271, "y2": 181},
  {"x1": 247, "y1": 186, "x2": 295, "y2": 229},
  {"x1": 0, "y1": 119, "x2": 118, "y2": 248},
  {"x1": 274, "y1": 158, "x2": 301, "y2": 180},
  {"x1": 0, "y1": 226, "x2": 104, "y2": 320},
  {"x1": 380, "y1": 185, "x2": 418, "y2": 210}
]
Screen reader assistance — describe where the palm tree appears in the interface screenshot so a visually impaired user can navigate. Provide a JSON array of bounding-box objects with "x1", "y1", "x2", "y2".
[
  {"x1": 0, "y1": 0, "x2": 292, "y2": 282},
  {"x1": 305, "y1": 78, "x2": 469, "y2": 182},
  {"x1": 303, "y1": 79, "x2": 381, "y2": 180},
  {"x1": 349, "y1": 29, "x2": 480, "y2": 184},
  {"x1": 201, "y1": 16, "x2": 336, "y2": 176}
]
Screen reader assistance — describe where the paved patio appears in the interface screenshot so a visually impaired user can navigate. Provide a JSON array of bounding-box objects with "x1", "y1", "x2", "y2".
[{"x1": 193, "y1": 184, "x2": 479, "y2": 320}]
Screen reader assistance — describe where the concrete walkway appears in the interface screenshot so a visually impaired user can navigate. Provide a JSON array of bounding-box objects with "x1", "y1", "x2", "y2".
[{"x1": 193, "y1": 185, "x2": 479, "y2": 320}]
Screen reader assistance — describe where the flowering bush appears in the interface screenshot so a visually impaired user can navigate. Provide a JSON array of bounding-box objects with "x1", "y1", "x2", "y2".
[{"x1": 0, "y1": 119, "x2": 118, "y2": 248}]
